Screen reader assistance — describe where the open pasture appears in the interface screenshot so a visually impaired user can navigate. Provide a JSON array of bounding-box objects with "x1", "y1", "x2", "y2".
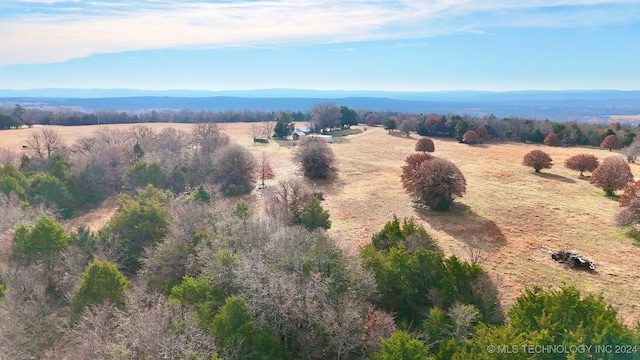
[{"x1": 2, "y1": 122, "x2": 639, "y2": 325}]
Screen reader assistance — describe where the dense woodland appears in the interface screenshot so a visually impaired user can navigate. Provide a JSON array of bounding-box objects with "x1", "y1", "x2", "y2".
[{"x1": 0, "y1": 104, "x2": 639, "y2": 359}]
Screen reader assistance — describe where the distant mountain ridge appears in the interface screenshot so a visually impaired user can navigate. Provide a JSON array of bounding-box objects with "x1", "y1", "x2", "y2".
[{"x1": 0, "y1": 88, "x2": 639, "y2": 121}]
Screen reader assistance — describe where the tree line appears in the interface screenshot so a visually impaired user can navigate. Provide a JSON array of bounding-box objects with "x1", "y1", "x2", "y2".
[{"x1": 3, "y1": 102, "x2": 637, "y2": 149}]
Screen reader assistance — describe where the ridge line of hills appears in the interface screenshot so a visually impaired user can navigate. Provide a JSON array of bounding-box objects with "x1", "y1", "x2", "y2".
[{"x1": 1, "y1": 89, "x2": 639, "y2": 121}]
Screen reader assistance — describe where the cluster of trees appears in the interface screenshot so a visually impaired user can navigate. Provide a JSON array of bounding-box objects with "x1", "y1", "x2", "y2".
[
  {"x1": 521, "y1": 149, "x2": 635, "y2": 198},
  {"x1": 0, "y1": 124, "x2": 290, "y2": 220},
  {"x1": 3, "y1": 184, "x2": 637, "y2": 359},
  {"x1": 308, "y1": 103, "x2": 359, "y2": 132}
]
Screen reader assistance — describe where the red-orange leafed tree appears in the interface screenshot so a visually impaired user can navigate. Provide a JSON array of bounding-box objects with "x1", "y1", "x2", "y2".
[
  {"x1": 414, "y1": 158, "x2": 466, "y2": 210},
  {"x1": 476, "y1": 125, "x2": 490, "y2": 140},
  {"x1": 544, "y1": 133, "x2": 561, "y2": 147},
  {"x1": 257, "y1": 153, "x2": 275, "y2": 187},
  {"x1": 462, "y1": 130, "x2": 480, "y2": 144},
  {"x1": 401, "y1": 153, "x2": 435, "y2": 194},
  {"x1": 616, "y1": 181, "x2": 640, "y2": 228},
  {"x1": 600, "y1": 134, "x2": 621, "y2": 151},
  {"x1": 415, "y1": 137, "x2": 435, "y2": 153},
  {"x1": 619, "y1": 180, "x2": 640, "y2": 207},
  {"x1": 564, "y1": 154, "x2": 599, "y2": 177},
  {"x1": 522, "y1": 150, "x2": 553, "y2": 173},
  {"x1": 401, "y1": 156, "x2": 466, "y2": 210},
  {"x1": 590, "y1": 156, "x2": 634, "y2": 196}
]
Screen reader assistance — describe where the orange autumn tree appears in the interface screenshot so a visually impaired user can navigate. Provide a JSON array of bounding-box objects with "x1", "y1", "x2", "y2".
[
  {"x1": 590, "y1": 156, "x2": 633, "y2": 196},
  {"x1": 564, "y1": 154, "x2": 599, "y2": 177},
  {"x1": 401, "y1": 154, "x2": 466, "y2": 210},
  {"x1": 522, "y1": 150, "x2": 553, "y2": 173},
  {"x1": 600, "y1": 134, "x2": 621, "y2": 151}
]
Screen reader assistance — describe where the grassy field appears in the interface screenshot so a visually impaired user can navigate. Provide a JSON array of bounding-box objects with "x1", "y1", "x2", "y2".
[{"x1": 2, "y1": 122, "x2": 639, "y2": 325}]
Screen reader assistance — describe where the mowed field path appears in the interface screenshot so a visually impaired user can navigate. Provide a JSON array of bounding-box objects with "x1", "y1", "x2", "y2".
[{"x1": 2, "y1": 122, "x2": 639, "y2": 325}]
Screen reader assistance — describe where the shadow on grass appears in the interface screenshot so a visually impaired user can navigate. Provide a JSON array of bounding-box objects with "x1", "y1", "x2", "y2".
[
  {"x1": 389, "y1": 132, "x2": 417, "y2": 140},
  {"x1": 415, "y1": 202, "x2": 507, "y2": 249},
  {"x1": 534, "y1": 171, "x2": 576, "y2": 184},
  {"x1": 461, "y1": 143, "x2": 491, "y2": 148}
]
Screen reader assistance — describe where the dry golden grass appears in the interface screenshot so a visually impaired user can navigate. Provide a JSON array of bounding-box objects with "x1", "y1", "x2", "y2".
[{"x1": 2, "y1": 122, "x2": 639, "y2": 325}]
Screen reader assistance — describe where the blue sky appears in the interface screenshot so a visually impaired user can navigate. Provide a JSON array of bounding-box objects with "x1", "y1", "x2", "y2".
[{"x1": 1, "y1": 0, "x2": 639, "y2": 91}]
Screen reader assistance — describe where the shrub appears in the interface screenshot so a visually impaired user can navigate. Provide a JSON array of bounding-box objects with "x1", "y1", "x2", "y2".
[
  {"x1": 544, "y1": 133, "x2": 561, "y2": 146},
  {"x1": 294, "y1": 136, "x2": 336, "y2": 179},
  {"x1": 402, "y1": 157, "x2": 466, "y2": 211},
  {"x1": 522, "y1": 149, "x2": 552, "y2": 173},
  {"x1": 415, "y1": 137, "x2": 435, "y2": 153},
  {"x1": 462, "y1": 130, "x2": 480, "y2": 144},
  {"x1": 213, "y1": 144, "x2": 257, "y2": 196},
  {"x1": 361, "y1": 245, "x2": 483, "y2": 325},
  {"x1": 590, "y1": 156, "x2": 634, "y2": 196},
  {"x1": 564, "y1": 154, "x2": 599, "y2": 176}
]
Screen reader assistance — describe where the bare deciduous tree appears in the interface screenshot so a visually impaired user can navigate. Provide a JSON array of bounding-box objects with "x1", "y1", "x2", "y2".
[
  {"x1": 264, "y1": 178, "x2": 310, "y2": 224},
  {"x1": 57, "y1": 291, "x2": 217, "y2": 359},
  {"x1": 0, "y1": 148, "x2": 18, "y2": 167},
  {"x1": 0, "y1": 267, "x2": 63, "y2": 358},
  {"x1": 294, "y1": 136, "x2": 336, "y2": 179},
  {"x1": 310, "y1": 102, "x2": 341, "y2": 131},
  {"x1": 191, "y1": 122, "x2": 229, "y2": 155},
  {"x1": 27, "y1": 128, "x2": 63, "y2": 159},
  {"x1": 263, "y1": 120, "x2": 275, "y2": 139},
  {"x1": 257, "y1": 153, "x2": 275, "y2": 188},
  {"x1": 623, "y1": 141, "x2": 640, "y2": 163},
  {"x1": 128, "y1": 125, "x2": 158, "y2": 153},
  {"x1": 399, "y1": 118, "x2": 417, "y2": 137}
]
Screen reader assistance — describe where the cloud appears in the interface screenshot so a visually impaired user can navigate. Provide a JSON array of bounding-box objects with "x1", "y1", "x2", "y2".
[{"x1": 0, "y1": 0, "x2": 638, "y2": 65}]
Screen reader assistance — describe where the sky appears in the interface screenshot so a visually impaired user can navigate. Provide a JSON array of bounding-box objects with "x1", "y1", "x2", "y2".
[{"x1": 0, "y1": 0, "x2": 639, "y2": 92}]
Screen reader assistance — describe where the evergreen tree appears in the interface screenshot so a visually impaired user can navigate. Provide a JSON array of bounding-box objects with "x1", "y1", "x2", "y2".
[
  {"x1": 298, "y1": 196, "x2": 331, "y2": 230},
  {"x1": 371, "y1": 331, "x2": 433, "y2": 360},
  {"x1": 105, "y1": 185, "x2": 171, "y2": 272},
  {"x1": 274, "y1": 112, "x2": 295, "y2": 139},
  {"x1": 339, "y1": 105, "x2": 359, "y2": 128},
  {"x1": 209, "y1": 296, "x2": 289, "y2": 360},
  {"x1": 13, "y1": 216, "x2": 68, "y2": 286},
  {"x1": 71, "y1": 261, "x2": 130, "y2": 320}
]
